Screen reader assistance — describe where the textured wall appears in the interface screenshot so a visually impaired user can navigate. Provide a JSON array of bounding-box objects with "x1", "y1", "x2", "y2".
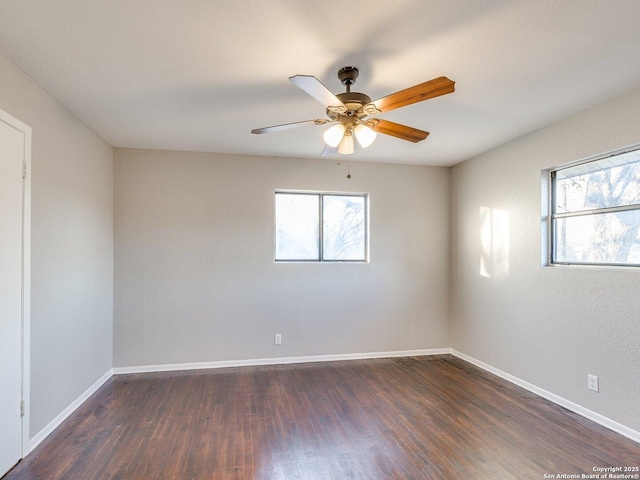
[
  {"x1": 114, "y1": 149, "x2": 450, "y2": 367},
  {"x1": 450, "y1": 87, "x2": 640, "y2": 432},
  {"x1": 0, "y1": 53, "x2": 114, "y2": 437}
]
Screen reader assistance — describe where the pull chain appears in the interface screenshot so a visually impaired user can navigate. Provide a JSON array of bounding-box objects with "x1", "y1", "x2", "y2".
[{"x1": 335, "y1": 159, "x2": 351, "y2": 179}]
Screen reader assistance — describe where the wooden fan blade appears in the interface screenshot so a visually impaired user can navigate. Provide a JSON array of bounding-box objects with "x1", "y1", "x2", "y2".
[
  {"x1": 369, "y1": 119, "x2": 429, "y2": 143},
  {"x1": 289, "y1": 75, "x2": 347, "y2": 112},
  {"x1": 321, "y1": 144, "x2": 338, "y2": 156},
  {"x1": 372, "y1": 76, "x2": 455, "y2": 113},
  {"x1": 251, "y1": 119, "x2": 329, "y2": 134}
]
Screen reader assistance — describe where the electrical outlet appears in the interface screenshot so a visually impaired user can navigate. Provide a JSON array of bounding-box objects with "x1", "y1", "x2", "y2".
[
  {"x1": 588, "y1": 374, "x2": 599, "y2": 392},
  {"x1": 274, "y1": 334, "x2": 282, "y2": 345}
]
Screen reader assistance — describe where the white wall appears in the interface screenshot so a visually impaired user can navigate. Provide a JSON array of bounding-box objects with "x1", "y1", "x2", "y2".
[
  {"x1": 114, "y1": 149, "x2": 450, "y2": 367},
  {"x1": 451, "y1": 87, "x2": 640, "y2": 432},
  {"x1": 0, "y1": 53, "x2": 114, "y2": 437}
]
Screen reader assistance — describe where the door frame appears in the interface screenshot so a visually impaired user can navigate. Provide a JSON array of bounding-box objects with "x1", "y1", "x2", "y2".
[{"x1": 0, "y1": 108, "x2": 31, "y2": 458}]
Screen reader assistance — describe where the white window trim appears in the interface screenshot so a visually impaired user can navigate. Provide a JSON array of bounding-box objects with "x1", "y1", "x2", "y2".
[
  {"x1": 545, "y1": 143, "x2": 640, "y2": 268},
  {"x1": 274, "y1": 190, "x2": 370, "y2": 263}
]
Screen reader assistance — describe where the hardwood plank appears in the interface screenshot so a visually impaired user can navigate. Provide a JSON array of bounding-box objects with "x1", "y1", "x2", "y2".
[{"x1": 4, "y1": 356, "x2": 639, "y2": 479}]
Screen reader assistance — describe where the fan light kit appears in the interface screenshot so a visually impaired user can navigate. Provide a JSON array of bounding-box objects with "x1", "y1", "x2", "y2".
[{"x1": 252, "y1": 66, "x2": 455, "y2": 157}]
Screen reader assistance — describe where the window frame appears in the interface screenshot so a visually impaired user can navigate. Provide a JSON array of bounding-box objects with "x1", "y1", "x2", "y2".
[
  {"x1": 548, "y1": 144, "x2": 640, "y2": 268},
  {"x1": 274, "y1": 190, "x2": 369, "y2": 263}
]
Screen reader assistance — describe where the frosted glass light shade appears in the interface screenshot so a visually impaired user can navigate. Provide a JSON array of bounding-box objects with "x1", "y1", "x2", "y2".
[
  {"x1": 354, "y1": 124, "x2": 377, "y2": 148},
  {"x1": 323, "y1": 124, "x2": 346, "y2": 147},
  {"x1": 338, "y1": 134, "x2": 354, "y2": 154}
]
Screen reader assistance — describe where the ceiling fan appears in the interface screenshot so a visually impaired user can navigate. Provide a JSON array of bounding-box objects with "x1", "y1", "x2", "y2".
[{"x1": 251, "y1": 66, "x2": 455, "y2": 156}]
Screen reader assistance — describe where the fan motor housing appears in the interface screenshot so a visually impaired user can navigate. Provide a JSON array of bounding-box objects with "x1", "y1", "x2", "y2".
[{"x1": 327, "y1": 92, "x2": 372, "y2": 120}]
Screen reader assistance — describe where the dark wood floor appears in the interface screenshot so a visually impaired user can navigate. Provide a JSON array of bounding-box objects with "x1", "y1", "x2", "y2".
[{"x1": 4, "y1": 355, "x2": 639, "y2": 479}]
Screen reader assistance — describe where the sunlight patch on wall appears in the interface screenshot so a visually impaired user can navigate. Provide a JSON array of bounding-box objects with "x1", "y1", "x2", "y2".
[{"x1": 480, "y1": 207, "x2": 510, "y2": 279}]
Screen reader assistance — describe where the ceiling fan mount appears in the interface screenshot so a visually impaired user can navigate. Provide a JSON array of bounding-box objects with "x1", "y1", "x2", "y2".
[
  {"x1": 337, "y1": 66, "x2": 359, "y2": 87},
  {"x1": 251, "y1": 66, "x2": 455, "y2": 156}
]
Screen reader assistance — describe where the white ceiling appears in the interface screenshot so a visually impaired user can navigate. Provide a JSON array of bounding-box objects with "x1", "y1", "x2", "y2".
[{"x1": 1, "y1": 1, "x2": 640, "y2": 166}]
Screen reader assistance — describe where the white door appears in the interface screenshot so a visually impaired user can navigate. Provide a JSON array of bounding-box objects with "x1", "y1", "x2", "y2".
[{"x1": 0, "y1": 112, "x2": 27, "y2": 477}]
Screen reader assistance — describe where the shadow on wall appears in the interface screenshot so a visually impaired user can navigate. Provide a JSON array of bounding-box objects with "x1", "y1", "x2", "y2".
[{"x1": 480, "y1": 206, "x2": 510, "y2": 279}]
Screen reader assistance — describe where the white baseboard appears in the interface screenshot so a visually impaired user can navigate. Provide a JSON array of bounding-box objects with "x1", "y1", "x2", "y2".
[
  {"x1": 112, "y1": 348, "x2": 451, "y2": 375},
  {"x1": 450, "y1": 349, "x2": 640, "y2": 444},
  {"x1": 28, "y1": 369, "x2": 113, "y2": 453}
]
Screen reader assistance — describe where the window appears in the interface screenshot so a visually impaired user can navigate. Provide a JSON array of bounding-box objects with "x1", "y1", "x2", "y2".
[
  {"x1": 549, "y1": 145, "x2": 640, "y2": 266},
  {"x1": 275, "y1": 191, "x2": 368, "y2": 262}
]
